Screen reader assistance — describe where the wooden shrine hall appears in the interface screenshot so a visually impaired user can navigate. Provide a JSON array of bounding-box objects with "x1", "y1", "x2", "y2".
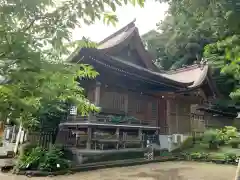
[{"x1": 57, "y1": 20, "x2": 235, "y2": 151}]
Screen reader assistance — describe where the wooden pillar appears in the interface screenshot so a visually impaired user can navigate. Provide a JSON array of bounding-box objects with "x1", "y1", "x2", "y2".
[
  {"x1": 88, "y1": 81, "x2": 101, "y2": 122},
  {"x1": 176, "y1": 102, "x2": 179, "y2": 134},
  {"x1": 94, "y1": 81, "x2": 101, "y2": 106},
  {"x1": 124, "y1": 94, "x2": 128, "y2": 115},
  {"x1": 166, "y1": 99, "x2": 171, "y2": 134},
  {"x1": 116, "y1": 128, "x2": 120, "y2": 149},
  {"x1": 138, "y1": 128, "x2": 143, "y2": 148},
  {"x1": 86, "y1": 127, "x2": 92, "y2": 149}
]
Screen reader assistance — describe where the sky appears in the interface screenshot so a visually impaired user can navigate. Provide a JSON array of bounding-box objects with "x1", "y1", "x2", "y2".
[{"x1": 72, "y1": 1, "x2": 169, "y2": 43}]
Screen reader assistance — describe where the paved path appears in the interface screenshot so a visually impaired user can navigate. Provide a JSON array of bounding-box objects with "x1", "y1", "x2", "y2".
[{"x1": 0, "y1": 161, "x2": 238, "y2": 180}]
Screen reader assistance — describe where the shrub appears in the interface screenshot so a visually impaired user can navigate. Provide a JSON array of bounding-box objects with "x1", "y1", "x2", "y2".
[
  {"x1": 179, "y1": 152, "x2": 190, "y2": 160},
  {"x1": 224, "y1": 153, "x2": 237, "y2": 163},
  {"x1": 208, "y1": 154, "x2": 225, "y2": 161},
  {"x1": 39, "y1": 145, "x2": 70, "y2": 172},
  {"x1": 216, "y1": 126, "x2": 239, "y2": 145},
  {"x1": 193, "y1": 134, "x2": 203, "y2": 142},
  {"x1": 216, "y1": 129, "x2": 228, "y2": 146},
  {"x1": 229, "y1": 138, "x2": 240, "y2": 148},
  {"x1": 223, "y1": 126, "x2": 238, "y2": 139},
  {"x1": 190, "y1": 152, "x2": 209, "y2": 161},
  {"x1": 16, "y1": 145, "x2": 70, "y2": 172},
  {"x1": 17, "y1": 146, "x2": 44, "y2": 170},
  {"x1": 202, "y1": 129, "x2": 221, "y2": 149},
  {"x1": 180, "y1": 136, "x2": 193, "y2": 150},
  {"x1": 19, "y1": 142, "x2": 38, "y2": 157}
]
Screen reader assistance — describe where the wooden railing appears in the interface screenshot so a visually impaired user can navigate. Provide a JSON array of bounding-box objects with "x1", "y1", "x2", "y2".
[{"x1": 67, "y1": 114, "x2": 151, "y2": 126}]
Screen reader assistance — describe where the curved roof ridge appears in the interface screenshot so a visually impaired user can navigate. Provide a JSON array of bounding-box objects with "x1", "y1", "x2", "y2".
[
  {"x1": 158, "y1": 63, "x2": 209, "y2": 88},
  {"x1": 166, "y1": 64, "x2": 205, "y2": 74},
  {"x1": 189, "y1": 65, "x2": 209, "y2": 88},
  {"x1": 98, "y1": 19, "x2": 136, "y2": 45}
]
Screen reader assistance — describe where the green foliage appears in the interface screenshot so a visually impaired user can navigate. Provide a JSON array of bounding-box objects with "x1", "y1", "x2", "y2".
[
  {"x1": 202, "y1": 127, "x2": 238, "y2": 148},
  {"x1": 16, "y1": 145, "x2": 70, "y2": 172},
  {"x1": 214, "y1": 126, "x2": 239, "y2": 146},
  {"x1": 19, "y1": 142, "x2": 38, "y2": 157},
  {"x1": 0, "y1": 0, "x2": 145, "y2": 130},
  {"x1": 34, "y1": 101, "x2": 69, "y2": 131},
  {"x1": 202, "y1": 129, "x2": 220, "y2": 149},
  {"x1": 190, "y1": 152, "x2": 209, "y2": 161},
  {"x1": 179, "y1": 136, "x2": 193, "y2": 150},
  {"x1": 39, "y1": 146, "x2": 70, "y2": 172},
  {"x1": 216, "y1": 129, "x2": 228, "y2": 146},
  {"x1": 229, "y1": 138, "x2": 240, "y2": 148},
  {"x1": 222, "y1": 126, "x2": 238, "y2": 139},
  {"x1": 142, "y1": 0, "x2": 240, "y2": 101},
  {"x1": 193, "y1": 134, "x2": 203, "y2": 142},
  {"x1": 208, "y1": 154, "x2": 225, "y2": 161},
  {"x1": 17, "y1": 146, "x2": 44, "y2": 170},
  {"x1": 224, "y1": 153, "x2": 237, "y2": 163}
]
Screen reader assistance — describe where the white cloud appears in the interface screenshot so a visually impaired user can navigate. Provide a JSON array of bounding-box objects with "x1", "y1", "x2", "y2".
[{"x1": 72, "y1": 1, "x2": 168, "y2": 42}]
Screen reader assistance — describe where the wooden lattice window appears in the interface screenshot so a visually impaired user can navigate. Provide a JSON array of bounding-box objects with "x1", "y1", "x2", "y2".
[
  {"x1": 113, "y1": 93, "x2": 125, "y2": 111},
  {"x1": 151, "y1": 101, "x2": 158, "y2": 120}
]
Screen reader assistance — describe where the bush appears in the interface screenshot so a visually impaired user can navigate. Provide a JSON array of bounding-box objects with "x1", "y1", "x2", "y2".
[
  {"x1": 229, "y1": 138, "x2": 240, "y2": 148},
  {"x1": 16, "y1": 145, "x2": 70, "y2": 172},
  {"x1": 180, "y1": 136, "x2": 193, "y2": 150},
  {"x1": 202, "y1": 129, "x2": 221, "y2": 149},
  {"x1": 190, "y1": 152, "x2": 209, "y2": 161},
  {"x1": 39, "y1": 145, "x2": 70, "y2": 172},
  {"x1": 223, "y1": 126, "x2": 238, "y2": 139},
  {"x1": 208, "y1": 153, "x2": 225, "y2": 161},
  {"x1": 216, "y1": 126, "x2": 239, "y2": 145},
  {"x1": 193, "y1": 134, "x2": 203, "y2": 142},
  {"x1": 179, "y1": 152, "x2": 190, "y2": 160},
  {"x1": 224, "y1": 153, "x2": 237, "y2": 163},
  {"x1": 17, "y1": 146, "x2": 44, "y2": 170},
  {"x1": 19, "y1": 142, "x2": 38, "y2": 157},
  {"x1": 216, "y1": 129, "x2": 228, "y2": 146}
]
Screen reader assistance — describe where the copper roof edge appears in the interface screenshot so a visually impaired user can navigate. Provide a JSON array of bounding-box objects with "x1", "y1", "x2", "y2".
[
  {"x1": 189, "y1": 65, "x2": 209, "y2": 88},
  {"x1": 98, "y1": 19, "x2": 136, "y2": 45},
  {"x1": 165, "y1": 63, "x2": 207, "y2": 74}
]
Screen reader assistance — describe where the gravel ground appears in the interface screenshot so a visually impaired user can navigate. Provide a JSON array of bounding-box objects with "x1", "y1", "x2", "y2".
[{"x1": 0, "y1": 161, "x2": 237, "y2": 180}]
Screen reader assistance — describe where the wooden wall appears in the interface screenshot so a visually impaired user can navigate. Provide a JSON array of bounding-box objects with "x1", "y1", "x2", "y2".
[
  {"x1": 86, "y1": 82, "x2": 233, "y2": 134},
  {"x1": 165, "y1": 95, "x2": 201, "y2": 135},
  {"x1": 86, "y1": 83, "x2": 162, "y2": 127},
  {"x1": 205, "y1": 113, "x2": 234, "y2": 129}
]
